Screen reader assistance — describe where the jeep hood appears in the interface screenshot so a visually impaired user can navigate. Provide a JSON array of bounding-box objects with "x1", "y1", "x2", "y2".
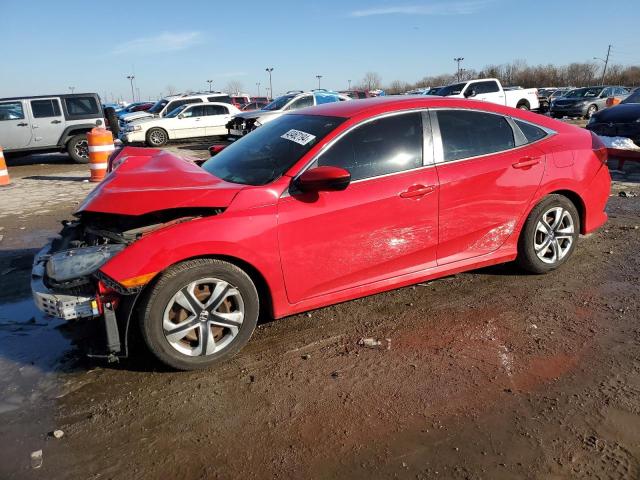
[{"x1": 77, "y1": 150, "x2": 244, "y2": 216}]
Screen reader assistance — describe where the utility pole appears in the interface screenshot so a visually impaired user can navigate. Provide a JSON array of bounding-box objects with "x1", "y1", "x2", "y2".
[
  {"x1": 348, "y1": 79, "x2": 352, "y2": 90},
  {"x1": 256, "y1": 82, "x2": 261, "y2": 97},
  {"x1": 316, "y1": 75, "x2": 322, "y2": 89},
  {"x1": 126, "y1": 75, "x2": 135, "y2": 102},
  {"x1": 265, "y1": 67, "x2": 274, "y2": 100},
  {"x1": 69, "y1": 86, "x2": 75, "y2": 94},
  {"x1": 136, "y1": 87, "x2": 140, "y2": 102},
  {"x1": 454, "y1": 57, "x2": 464, "y2": 82},
  {"x1": 595, "y1": 45, "x2": 612, "y2": 85},
  {"x1": 206, "y1": 79, "x2": 213, "y2": 93}
]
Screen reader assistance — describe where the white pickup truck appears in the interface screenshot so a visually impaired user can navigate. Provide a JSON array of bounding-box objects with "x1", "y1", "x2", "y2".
[{"x1": 435, "y1": 78, "x2": 539, "y2": 111}]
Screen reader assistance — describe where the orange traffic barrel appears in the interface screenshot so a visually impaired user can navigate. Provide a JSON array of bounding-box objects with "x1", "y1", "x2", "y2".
[
  {"x1": 0, "y1": 146, "x2": 11, "y2": 187},
  {"x1": 87, "y1": 128, "x2": 114, "y2": 182}
]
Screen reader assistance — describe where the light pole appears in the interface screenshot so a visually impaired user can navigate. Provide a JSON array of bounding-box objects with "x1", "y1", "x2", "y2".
[
  {"x1": 265, "y1": 67, "x2": 274, "y2": 100},
  {"x1": 454, "y1": 57, "x2": 464, "y2": 82},
  {"x1": 593, "y1": 45, "x2": 612, "y2": 85},
  {"x1": 256, "y1": 82, "x2": 261, "y2": 97},
  {"x1": 206, "y1": 79, "x2": 213, "y2": 93},
  {"x1": 348, "y1": 79, "x2": 351, "y2": 90},
  {"x1": 126, "y1": 75, "x2": 135, "y2": 102},
  {"x1": 316, "y1": 75, "x2": 322, "y2": 89},
  {"x1": 136, "y1": 87, "x2": 140, "y2": 102},
  {"x1": 68, "y1": 86, "x2": 75, "y2": 94}
]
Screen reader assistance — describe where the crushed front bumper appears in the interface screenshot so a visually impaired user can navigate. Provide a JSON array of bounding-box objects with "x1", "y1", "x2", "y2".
[{"x1": 31, "y1": 245, "x2": 100, "y2": 320}]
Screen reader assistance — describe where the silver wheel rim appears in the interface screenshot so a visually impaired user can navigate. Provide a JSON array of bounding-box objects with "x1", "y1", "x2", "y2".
[
  {"x1": 150, "y1": 129, "x2": 166, "y2": 145},
  {"x1": 587, "y1": 106, "x2": 596, "y2": 118},
  {"x1": 75, "y1": 139, "x2": 89, "y2": 158},
  {"x1": 534, "y1": 207, "x2": 575, "y2": 264},
  {"x1": 162, "y1": 277, "x2": 244, "y2": 357}
]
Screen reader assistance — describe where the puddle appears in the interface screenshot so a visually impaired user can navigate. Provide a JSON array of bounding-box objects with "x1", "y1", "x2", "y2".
[{"x1": 0, "y1": 298, "x2": 74, "y2": 414}]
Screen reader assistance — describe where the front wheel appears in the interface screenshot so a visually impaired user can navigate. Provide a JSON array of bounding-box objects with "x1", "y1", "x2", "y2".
[
  {"x1": 146, "y1": 127, "x2": 168, "y2": 147},
  {"x1": 67, "y1": 134, "x2": 89, "y2": 163},
  {"x1": 139, "y1": 259, "x2": 259, "y2": 370},
  {"x1": 585, "y1": 105, "x2": 597, "y2": 119},
  {"x1": 516, "y1": 195, "x2": 580, "y2": 274}
]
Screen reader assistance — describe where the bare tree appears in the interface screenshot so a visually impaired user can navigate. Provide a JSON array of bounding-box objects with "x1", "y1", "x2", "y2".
[
  {"x1": 225, "y1": 80, "x2": 244, "y2": 95},
  {"x1": 361, "y1": 72, "x2": 382, "y2": 91},
  {"x1": 166, "y1": 85, "x2": 178, "y2": 95}
]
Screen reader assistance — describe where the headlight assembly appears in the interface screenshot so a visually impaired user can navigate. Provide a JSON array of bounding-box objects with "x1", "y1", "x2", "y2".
[{"x1": 46, "y1": 244, "x2": 126, "y2": 282}]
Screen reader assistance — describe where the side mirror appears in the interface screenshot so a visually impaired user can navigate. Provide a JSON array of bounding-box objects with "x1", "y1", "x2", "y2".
[
  {"x1": 294, "y1": 166, "x2": 351, "y2": 192},
  {"x1": 178, "y1": 113, "x2": 184, "y2": 119},
  {"x1": 464, "y1": 88, "x2": 476, "y2": 98}
]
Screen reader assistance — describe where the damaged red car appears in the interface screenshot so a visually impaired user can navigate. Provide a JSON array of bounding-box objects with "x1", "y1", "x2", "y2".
[{"x1": 32, "y1": 97, "x2": 611, "y2": 370}]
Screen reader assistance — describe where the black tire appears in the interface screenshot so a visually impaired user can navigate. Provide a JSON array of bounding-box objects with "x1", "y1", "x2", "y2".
[
  {"x1": 138, "y1": 258, "x2": 259, "y2": 371},
  {"x1": 66, "y1": 134, "x2": 89, "y2": 163},
  {"x1": 104, "y1": 107, "x2": 120, "y2": 137},
  {"x1": 585, "y1": 104, "x2": 597, "y2": 119},
  {"x1": 516, "y1": 194, "x2": 580, "y2": 274},
  {"x1": 146, "y1": 127, "x2": 168, "y2": 147},
  {"x1": 517, "y1": 101, "x2": 530, "y2": 110}
]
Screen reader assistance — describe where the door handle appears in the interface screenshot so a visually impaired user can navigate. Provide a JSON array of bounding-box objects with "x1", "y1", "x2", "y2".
[
  {"x1": 33, "y1": 125, "x2": 39, "y2": 129},
  {"x1": 400, "y1": 184, "x2": 436, "y2": 198},
  {"x1": 17, "y1": 122, "x2": 28, "y2": 126},
  {"x1": 512, "y1": 156, "x2": 541, "y2": 169},
  {"x1": 51, "y1": 120, "x2": 62, "y2": 124}
]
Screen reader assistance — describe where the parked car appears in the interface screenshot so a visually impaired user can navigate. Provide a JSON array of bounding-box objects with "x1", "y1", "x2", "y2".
[
  {"x1": 230, "y1": 95, "x2": 251, "y2": 109},
  {"x1": 119, "y1": 92, "x2": 232, "y2": 126},
  {"x1": 586, "y1": 88, "x2": 640, "y2": 146},
  {"x1": 31, "y1": 96, "x2": 611, "y2": 370},
  {"x1": 226, "y1": 89, "x2": 350, "y2": 139},
  {"x1": 0, "y1": 93, "x2": 104, "y2": 163},
  {"x1": 339, "y1": 90, "x2": 371, "y2": 99},
  {"x1": 436, "y1": 78, "x2": 540, "y2": 110},
  {"x1": 117, "y1": 102, "x2": 155, "y2": 118},
  {"x1": 537, "y1": 88, "x2": 572, "y2": 112},
  {"x1": 549, "y1": 86, "x2": 629, "y2": 119},
  {"x1": 403, "y1": 88, "x2": 431, "y2": 95},
  {"x1": 241, "y1": 101, "x2": 269, "y2": 111},
  {"x1": 251, "y1": 96, "x2": 270, "y2": 103},
  {"x1": 119, "y1": 102, "x2": 240, "y2": 146}
]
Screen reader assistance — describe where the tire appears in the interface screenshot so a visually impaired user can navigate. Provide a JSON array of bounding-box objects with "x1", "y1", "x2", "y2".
[
  {"x1": 66, "y1": 134, "x2": 89, "y2": 163},
  {"x1": 138, "y1": 258, "x2": 259, "y2": 370},
  {"x1": 517, "y1": 101, "x2": 530, "y2": 110},
  {"x1": 516, "y1": 194, "x2": 580, "y2": 274},
  {"x1": 146, "y1": 127, "x2": 168, "y2": 147},
  {"x1": 104, "y1": 107, "x2": 120, "y2": 137},
  {"x1": 585, "y1": 105, "x2": 597, "y2": 119}
]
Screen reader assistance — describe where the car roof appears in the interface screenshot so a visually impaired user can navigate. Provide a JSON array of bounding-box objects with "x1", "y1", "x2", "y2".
[
  {"x1": 0, "y1": 93, "x2": 100, "y2": 101},
  {"x1": 293, "y1": 95, "x2": 572, "y2": 131}
]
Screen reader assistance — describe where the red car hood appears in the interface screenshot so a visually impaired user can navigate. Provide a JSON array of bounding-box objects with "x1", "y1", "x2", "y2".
[{"x1": 77, "y1": 149, "x2": 244, "y2": 216}]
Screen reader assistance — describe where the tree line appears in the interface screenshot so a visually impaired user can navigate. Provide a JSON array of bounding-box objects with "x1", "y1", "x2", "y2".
[{"x1": 358, "y1": 61, "x2": 640, "y2": 95}]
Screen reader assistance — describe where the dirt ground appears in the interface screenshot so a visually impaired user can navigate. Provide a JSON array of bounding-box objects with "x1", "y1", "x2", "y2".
[{"x1": 1, "y1": 142, "x2": 639, "y2": 479}]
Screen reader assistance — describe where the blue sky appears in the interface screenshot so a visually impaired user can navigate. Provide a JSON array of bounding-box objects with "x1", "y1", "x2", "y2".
[{"x1": 2, "y1": 0, "x2": 638, "y2": 101}]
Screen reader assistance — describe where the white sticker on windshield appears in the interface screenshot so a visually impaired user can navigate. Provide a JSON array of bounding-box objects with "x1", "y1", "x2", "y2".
[{"x1": 280, "y1": 129, "x2": 316, "y2": 146}]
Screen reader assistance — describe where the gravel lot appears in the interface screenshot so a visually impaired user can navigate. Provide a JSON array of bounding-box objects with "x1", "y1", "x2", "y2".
[{"x1": 1, "y1": 136, "x2": 639, "y2": 479}]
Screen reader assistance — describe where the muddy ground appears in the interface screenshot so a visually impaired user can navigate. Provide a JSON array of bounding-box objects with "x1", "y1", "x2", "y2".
[{"x1": 0, "y1": 145, "x2": 639, "y2": 479}]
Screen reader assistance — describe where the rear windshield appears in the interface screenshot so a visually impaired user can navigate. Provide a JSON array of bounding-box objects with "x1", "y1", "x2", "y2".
[
  {"x1": 202, "y1": 114, "x2": 345, "y2": 185},
  {"x1": 436, "y1": 83, "x2": 467, "y2": 96}
]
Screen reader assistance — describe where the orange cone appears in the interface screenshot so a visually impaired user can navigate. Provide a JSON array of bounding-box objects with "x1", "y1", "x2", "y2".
[
  {"x1": 87, "y1": 128, "x2": 114, "y2": 182},
  {"x1": 0, "y1": 146, "x2": 11, "y2": 187}
]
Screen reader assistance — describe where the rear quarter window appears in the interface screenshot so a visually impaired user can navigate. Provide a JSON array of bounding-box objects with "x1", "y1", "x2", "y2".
[
  {"x1": 514, "y1": 119, "x2": 548, "y2": 144},
  {"x1": 64, "y1": 96, "x2": 100, "y2": 117}
]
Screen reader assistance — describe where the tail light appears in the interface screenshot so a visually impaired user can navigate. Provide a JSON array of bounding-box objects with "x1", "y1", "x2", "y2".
[{"x1": 590, "y1": 131, "x2": 608, "y2": 164}]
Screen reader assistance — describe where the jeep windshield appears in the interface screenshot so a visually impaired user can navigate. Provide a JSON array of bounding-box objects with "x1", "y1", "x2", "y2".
[
  {"x1": 148, "y1": 99, "x2": 168, "y2": 114},
  {"x1": 262, "y1": 94, "x2": 297, "y2": 111},
  {"x1": 202, "y1": 114, "x2": 345, "y2": 186}
]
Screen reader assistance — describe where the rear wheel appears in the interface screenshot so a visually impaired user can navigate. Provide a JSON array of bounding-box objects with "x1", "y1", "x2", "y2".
[
  {"x1": 146, "y1": 127, "x2": 168, "y2": 147},
  {"x1": 139, "y1": 259, "x2": 259, "y2": 370},
  {"x1": 517, "y1": 101, "x2": 530, "y2": 110},
  {"x1": 517, "y1": 195, "x2": 580, "y2": 274},
  {"x1": 66, "y1": 134, "x2": 89, "y2": 163}
]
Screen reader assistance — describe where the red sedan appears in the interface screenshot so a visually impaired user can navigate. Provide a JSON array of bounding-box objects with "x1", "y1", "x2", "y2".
[{"x1": 32, "y1": 97, "x2": 611, "y2": 370}]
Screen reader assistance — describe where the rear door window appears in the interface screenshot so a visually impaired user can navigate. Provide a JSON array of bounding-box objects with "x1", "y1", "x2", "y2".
[
  {"x1": 64, "y1": 96, "x2": 100, "y2": 117},
  {"x1": 205, "y1": 105, "x2": 228, "y2": 115},
  {"x1": 31, "y1": 99, "x2": 62, "y2": 118},
  {"x1": 436, "y1": 110, "x2": 515, "y2": 161}
]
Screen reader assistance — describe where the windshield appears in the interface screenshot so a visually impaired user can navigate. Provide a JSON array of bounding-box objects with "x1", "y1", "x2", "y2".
[
  {"x1": 622, "y1": 90, "x2": 640, "y2": 104},
  {"x1": 262, "y1": 94, "x2": 297, "y2": 111},
  {"x1": 165, "y1": 105, "x2": 188, "y2": 118},
  {"x1": 148, "y1": 99, "x2": 168, "y2": 114},
  {"x1": 436, "y1": 83, "x2": 467, "y2": 96},
  {"x1": 565, "y1": 87, "x2": 603, "y2": 99},
  {"x1": 202, "y1": 114, "x2": 345, "y2": 186}
]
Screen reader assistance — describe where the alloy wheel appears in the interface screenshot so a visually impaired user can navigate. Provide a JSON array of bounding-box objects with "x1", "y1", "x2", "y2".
[
  {"x1": 75, "y1": 139, "x2": 89, "y2": 159},
  {"x1": 534, "y1": 207, "x2": 575, "y2": 264},
  {"x1": 150, "y1": 129, "x2": 167, "y2": 145},
  {"x1": 162, "y1": 278, "x2": 245, "y2": 357}
]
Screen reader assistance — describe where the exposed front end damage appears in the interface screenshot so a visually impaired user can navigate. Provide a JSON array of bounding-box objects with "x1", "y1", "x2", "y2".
[{"x1": 31, "y1": 208, "x2": 223, "y2": 359}]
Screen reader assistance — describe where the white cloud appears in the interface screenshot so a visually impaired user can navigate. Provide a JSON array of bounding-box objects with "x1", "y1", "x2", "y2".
[
  {"x1": 112, "y1": 31, "x2": 203, "y2": 55},
  {"x1": 350, "y1": 1, "x2": 494, "y2": 17}
]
